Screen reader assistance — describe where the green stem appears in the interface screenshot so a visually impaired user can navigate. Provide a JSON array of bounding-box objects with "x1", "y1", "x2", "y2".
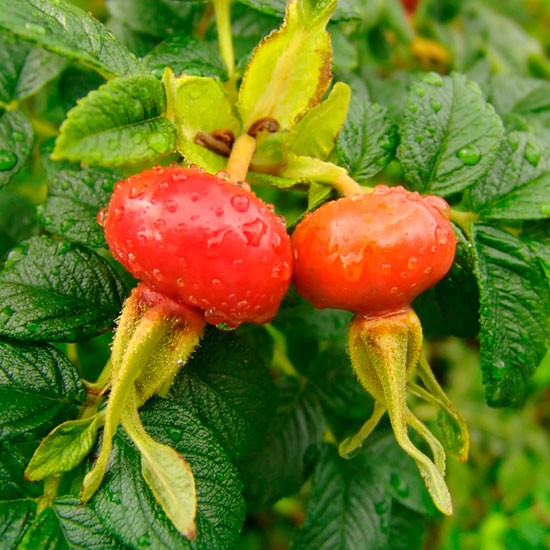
[
  {"x1": 212, "y1": 0, "x2": 237, "y2": 91},
  {"x1": 226, "y1": 133, "x2": 256, "y2": 182},
  {"x1": 450, "y1": 208, "x2": 477, "y2": 236}
]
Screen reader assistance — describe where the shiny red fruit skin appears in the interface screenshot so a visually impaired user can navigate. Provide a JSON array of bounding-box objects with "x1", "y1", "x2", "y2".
[
  {"x1": 291, "y1": 186, "x2": 456, "y2": 316},
  {"x1": 103, "y1": 166, "x2": 293, "y2": 327}
]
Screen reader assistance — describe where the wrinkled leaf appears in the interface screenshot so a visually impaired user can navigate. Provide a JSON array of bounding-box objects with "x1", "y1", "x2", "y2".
[
  {"x1": 18, "y1": 506, "x2": 69, "y2": 550},
  {"x1": 0, "y1": 0, "x2": 141, "y2": 77},
  {"x1": 0, "y1": 110, "x2": 34, "y2": 187},
  {"x1": 39, "y1": 141, "x2": 121, "y2": 248},
  {"x1": 0, "y1": 499, "x2": 37, "y2": 547},
  {"x1": 0, "y1": 189, "x2": 37, "y2": 258},
  {"x1": 473, "y1": 224, "x2": 550, "y2": 406},
  {"x1": 54, "y1": 74, "x2": 176, "y2": 167},
  {"x1": 335, "y1": 97, "x2": 398, "y2": 183},
  {"x1": 0, "y1": 236, "x2": 128, "y2": 342},
  {"x1": 0, "y1": 340, "x2": 84, "y2": 444},
  {"x1": 399, "y1": 72, "x2": 504, "y2": 196},
  {"x1": 170, "y1": 329, "x2": 276, "y2": 458}
]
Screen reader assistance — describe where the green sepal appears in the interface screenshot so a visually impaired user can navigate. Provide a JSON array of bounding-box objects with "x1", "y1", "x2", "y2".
[
  {"x1": 237, "y1": 0, "x2": 336, "y2": 132},
  {"x1": 343, "y1": 309, "x2": 454, "y2": 516},
  {"x1": 163, "y1": 68, "x2": 241, "y2": 171},
  {"x1": 24, "y1": 415, "x2": 102, "y2": 481}
]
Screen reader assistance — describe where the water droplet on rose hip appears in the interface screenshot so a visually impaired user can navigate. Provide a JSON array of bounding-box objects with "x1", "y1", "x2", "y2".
[
  {"x1": 215, "y1": 170, "x2": 231, "y2": 180},
  {"x1": 435, "y1": 226, "x2": 449, "y2": 244},
  {"x1": 408, "y1": 257, "x2": 418, "y2": 270},
  {"x1": 206, "y1": 230, "x2": 225, "y2": 257},
  {"x1": 152, "y1": 269, "x2": 163, "y2": 281},
  {"x1": 112, "y1": 206, "x2": 124, "y2": 222},
  {"x1": 456, "y1": 144, "x2": 481, "y2": 165},
  {"x1": 172, "y1": 171, "x2": 188, "y2": 182},
  {"x1": 0, "y1": 151, "x2": 17, "y2": 171},
  {"x1": 190, "y1": 192, "x2": 200, "y2": 202},
  {"x1": 381, "y1": 263, "x2": 392, "y2": 274},
  {"x1": 524, "y1": 141, "x2": 541, "y2": 166},
  {"x1": 272, "y1": 261, "x2": 291, "y2": 281},
  {"x1": 97, "y1": 209, "x2": 107, "y2": 227},
  {"x1": 165, "y1": 199, "x2": 178, "y2": 213},
  {"x1": 214, "y1": 207, "x2": 224, "y2": 217},
  {"x1": 242, "y1": 218, "x2": 267, "y2": 246},
  {"x1": 230, "y1": 194, "x2": 250, "y2": 213},
  {"x1": 129, "y1": 181, "x2": 147, "y2": 199}
]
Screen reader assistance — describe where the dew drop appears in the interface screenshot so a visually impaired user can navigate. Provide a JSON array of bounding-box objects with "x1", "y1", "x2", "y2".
[
  {"x1": 165, "y1": 199, "x2": 177, "y2": 213},
  {"x1": 374, "y1": 499, "x2": 389, "y2": 515},
  {"x1": 60, "y1": 219, "x2": 76, "y2": 232},
  {"x1": 152, "y1": 269, "x2": 163, "y2": 281},
  {"x1": 230, "y1": 194, "x2": 250, "y2": 213},
  {"x1": 129, "y1": 181, "x2": 147, "y2": 199},
  {"x1": 190, "y1": 192, "x2": 200, "y2": 202},
  {"x1": 214, "y1": 206, "x2": 224, "y2": 217},
  {"x1": 415, "y1": 85, "x2": 426, "y2": 97},
  {"x1": 435, "y1": 226, "x2": 449, "y2": 244},
  {"x1": 431, "y1": 99, "x2": 442, "y2": 113},
  {"x1": 424, "y1": 267, "x2": 432, "y2": 275},
  {"x1": 206, "y1": 230, "x2": 225, "y2": 257},
  {"x1": 456, "y1": 144, "x2": 481, "y2": 166},
  {"x1": 0, "y1": 151, "x2": 17, "y2": 171},
  {"x1": 242, "y1": 218, "x2": 267, "y2": 246},
  {"x1": 408, "y1": 257, "x2": 418, "y2": 270},
  {"x1": 215, "y1": 170, "x2": 231, "y2": 180},
  {"x1": 112, "y1": 206, "x2": 124, "y2": 222},
  {"x1": 167, "y1": 426, "x2": 183, "y2": 443},
  {"x1": 390, "y1": 286, "x2": 398, "y2": 294},
  {"x1": 524, "y1": 141, "x2": 541, "y2": 167},
  {"x1": 343, "y1": 262, "x2": 364, "y2": 282},
  {"x1": 137, "y1": 533, "x2": 151, "y2": 547},
  {"x1": 271, "y1": 261, "x2": 292, "y2": 281},
  {"x1": 423, "y1": 72, "x2": 444, "y2": 87},
  {"x1": 172, "y1": 171, "x2": 188, "y2": 182},
  {"x1": 25, "y1": 22, "x2": 46, "y2": 35},
  {"x1": 381, "y1": 263, "x2": 392, "y2": 274},
  {"x1": 408, "y1": 103, "x2": 418, "y2": 113},
  {"x1": 176, "y1": 277, "x2": 184, "y2": 287}
]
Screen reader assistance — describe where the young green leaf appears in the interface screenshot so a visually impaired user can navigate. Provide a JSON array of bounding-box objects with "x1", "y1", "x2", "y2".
[
  {"x1": 287, "y1": 82, "x2": 351, "y2": 159},
  {"x1": 473, "y1": 224, "x2": 550, "y2": 406},
  {"x1": 169, "y1": 329, "x2": 276, "y2": 458},
  {"x1": 237, "y1": 377, "x2": 325, "y2": 512},
  {"x1": 0, "y1": 340, "x2": 85, "y2": 444},
  {"x1": 237, "y1": 0, "x2": 336, "y2": 132},
  {"x1": 0, "y1": 499, "x2": 37, "y2": 548},
  {"x1": 399, "y1": 72, "x2": 504, "y2": 196},
  {"x1": 145, "y1": 34, "x2": 227, "y2": 79},
  {"x1": 0, "y1": 0, "x2": 142, "y2": 77},
  {"x1": 0, "y1": 34, "x2": 66, "y2": 106},
  {"x1": 335, "y1": 97, "x2": 398, "y2": 183},
  {"x1": 39, "y1": 141, "x2": 121, "y2": 248},
  {"x1": 91, "y1": 400, "x2": 245, "y2": 549},
  {"x1": 53, "y1": 74, "x2": 176, "y2": 167},
  {"x1": 0, "y1": 236, "x2": 128, "y2": 342},
  {"x1": 0, "y1": 110, "x2": 34, "y2": 188},
  {"x1": 25, "y1": 415, "x2": 101, "y2": 481},
  {"x1": 469, "y1": 132, "x2": 550, "y2": 221},
  {"x1": 163, "y1": 68, "x2": 240, "y2": 171}
]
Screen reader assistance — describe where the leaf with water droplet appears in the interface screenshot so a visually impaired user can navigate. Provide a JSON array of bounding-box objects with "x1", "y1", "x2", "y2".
[
  {"x1": 0, "y1": 110, "x2": 33, "y2": 187},
  {"x1": 400, "y1": 72, "x2": 504, "y2": 196},
  {"x1": 53, "y1": 74, "x2": 176, "y2": 167}
]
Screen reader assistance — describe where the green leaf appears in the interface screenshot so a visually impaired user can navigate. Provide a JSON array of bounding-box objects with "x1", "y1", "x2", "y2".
[
  {"x1": 170, "y1": 329, "x2": 276, "y2": 459},
  {"x1": 0, "y1": 236, "x2": 128, "y2": 342},
  {"x1": 0, "y1": 499, "x2": 37, "y2": 547},
  {"x1": 0, "y1": 110, "x2": 34, "y2": 187},
  {"x1": 53, "y1": 497, "x2": 124, "y2": 549},
  {"x1": 0, "y1": 189, "x2": 37, "y2": 258},
  {"x1": 489, "y1": 75, "x2": 550, "y2": 120},
  {"x1": 91, "y1": 400, "x2": 245, "y2": 549},
  {"x1": 0, "y1": 442, "x2": 42, "y2": 500},
  {"x1": 0, "y1": 340, "x2": 85, "y2": 443},
  {"x1": 472, "y1": 224, "x2": 550, "y2": 406},
  {"x1": 18, "y1": 506, "x2": 69, "y2": 550},
  {"x1": 399, "y1": 72, "x2": 504, "y2": 196},
  {"x1": 0, "y1": 0, "x2": 142, "y2": 77},
  {"x1": 237, "y1": 377, "x2": 325, "y2": 512},
  {"x1": 0, "y1": 34, "x2": 66, "y2": 106},
  {"x1": 107, "y1": 0, "x2": 201, "y2": 40},
  {"x1": 53, "y1": 74, "x2": 176, "y2": 167},
  {"x1": 469, "y1": 132, "x2": 550, "y2": 221},
  {"x1": 237, "y1": 0, "x2": 336, "y2": 132},
  {"x1": 145, "y1": 34, "x2": 227, "y2": 79},
  {"x1": 335, "y1": 97, "x2": 398, "y2": 183},
  {"x1": 25, "y1": 415, "x2": 101, "y2": 481},
  {"x1": 39, "y1": 141, "x2": 121, "y2": 248},
  {"x1": 237, "y1": 0, "x2": 359, "y2": 21},
  {"x1": 287, "y1": 82, "x2": 351, "y2": 159},
  {"x1": 163, "y1": 69, "x2": 240, "y2": 171},
  {"x1": 413, "y1": 227, "x2": 480, "y2": 339},
  {"x1": 294, "y1": 443, "x2": 389, "y2": 549}
]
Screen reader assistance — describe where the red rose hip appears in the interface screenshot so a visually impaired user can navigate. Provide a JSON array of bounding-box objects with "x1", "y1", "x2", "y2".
[
  {"x1": 102, "y1": 166, "x2": 293, "y2": 326},
  {"x1": 291, "y1": 185, "x2": 456, "y2": 315}
]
